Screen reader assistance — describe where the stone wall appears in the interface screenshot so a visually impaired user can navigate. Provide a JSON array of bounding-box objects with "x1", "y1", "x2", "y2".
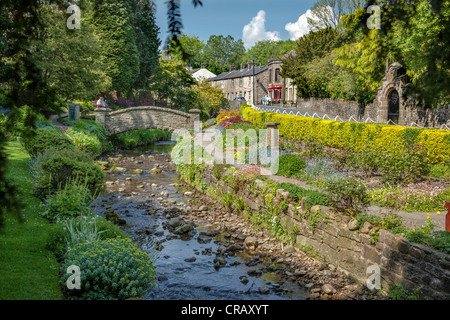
[
  {"x1": 295, "y1": 97, "x2": 379, "y2": 122},
  {"x1": 94, "y1": 107, "x2": 200, "y2": 136},
  {"x1": 189, "y1": 168, "x2": 450, "y2": 299}
]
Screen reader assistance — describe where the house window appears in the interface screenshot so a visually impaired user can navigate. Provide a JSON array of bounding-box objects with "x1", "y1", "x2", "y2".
[
  {"x1": 231, "y1": 79, "x2": 235, "y2": 88},
  {"x1": 275, "y1": 68, "x2": 281, "y2": 82},
  {"x1": 239, "y1": 78, "x2": 243, "y2": 87},
  {"x1": 221, "y1": 80, "x2": 224, "y2": 89}
]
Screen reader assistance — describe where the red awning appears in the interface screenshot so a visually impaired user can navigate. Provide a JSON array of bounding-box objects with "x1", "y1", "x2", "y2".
[{"x1": 268, "y1": 85, "x2": 282, "y2": 89}]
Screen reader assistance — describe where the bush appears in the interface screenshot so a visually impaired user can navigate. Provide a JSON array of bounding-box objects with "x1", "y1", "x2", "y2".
[
  {"x1": 61, "y1": 238, "x2": 157, "y2": 300},
  {"x1": 65, "y1": 128, "x2": 102, "y2": 157},
  {"x1": 276, "y1": 182, "x2": 329, "y2": 208},
  {"x1": 30, "y1": 148, "x2": 105, "y2": 200},
  {"x1": 377, "y1": 143, "x2": 430, "y2": 186},
  {"x1": 242, "y1": 106, "x2": 450, "y2": 164},
  {"x1": 277, "y1": 153, "x2": 307, "y2": 178},
  {"x1": 21, "y1": 127, "x2": 75, "y2": 158},
  {"x1": 46, "y1": 216, "x2": 127, "y2": 261},
  {"x1": 324, "y1": 176, "x2": 368, "y2": 214},
  {"x1": 42, "y1": 180, "x2": 95, "y2": 222},
  {"x1": 216, "y1": 110, "x2": 240, "y2": 124}
]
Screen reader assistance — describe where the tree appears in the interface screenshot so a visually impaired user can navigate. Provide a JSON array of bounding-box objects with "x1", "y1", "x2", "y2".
[
  {"x1": 242, "y1": 40, "x2": 296, "y2": 66},
  {"x1": 200, "y1": 35, "x2": 245, "y2": 74},
  {"x1": 192, "y1": 81, "x2": 229, "y2": 119},
  {"x1": 147, "y1": 59, "x2": 196, "y2": 110},
  {"x1": 281, "y1": 27, "x2": 343, "y2": 98},
  {"x1": 307, "y1": 0, "x2": 366, "y2": 31},
  {"x1": 88, "y1": 0, "x2": 140, "y2": 94},
  {"x1": 32, "y1": 4, "x2": 111, "y2": 101},
  {"x1": 132, "y1": 0, "x2": 161, "y2": 90},
  {"x1": 169, "y1": 33, "x2": 205, "y2": 68}
]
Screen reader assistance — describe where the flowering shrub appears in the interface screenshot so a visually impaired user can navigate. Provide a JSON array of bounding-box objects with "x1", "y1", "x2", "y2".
[
  {"x1": 219, "y1": 117, "x2": 253, "y2": 129},
  {"x1": 368, "y1": 183, "x2": 450, "y2": 212},
  {"x1": 216, "y1": 110, "x2": 240, "y2": 124},
  {"x1": 241, "y1": 105, "x2": 450, "y2": 165},
  {"x1": 61, "y1": 238, "x2": 157, "y2": 300},
  {"x1": 276, "y1": 182, "x2": 329, "y2": 208}
]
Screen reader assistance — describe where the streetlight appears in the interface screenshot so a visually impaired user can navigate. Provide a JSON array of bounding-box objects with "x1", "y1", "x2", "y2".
[{"x1": 251, "y1": 56, "x2": 257, "y2": 106}]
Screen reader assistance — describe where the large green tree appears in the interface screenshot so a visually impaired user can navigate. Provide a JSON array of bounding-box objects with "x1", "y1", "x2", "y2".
[
  {"x1": 132, "y1": 0, "x2": 161, "y2": 90},
  {"x1": 200, "y1": 35, "x2": 245, "y2": 74},
  {"x1": 281, "y1": 27, "x2": 343, "y2": 98},
  {"x1": 88, "y1": 0, "x2": 140, "y2": 94},
  {"x1": 169, "y1": 33, "x2": 205, "y2": 68},
  {"x1": 242, "y1": 40, "x2": 296, "y2": 66},
  {"x1": 32, "y1": 4, "x2": 111, "y2": 101},
  {"x1": 147, "y1": 59, "x2": 196, "y2": 110}
]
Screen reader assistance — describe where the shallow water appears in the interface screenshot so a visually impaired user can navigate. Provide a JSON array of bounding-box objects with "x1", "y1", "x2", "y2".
[{"x1": 93, "y1": 143, "x2": 309, "y2": 300}]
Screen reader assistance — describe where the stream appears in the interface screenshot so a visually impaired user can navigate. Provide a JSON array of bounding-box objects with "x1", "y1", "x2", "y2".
[{"x1": 92, "y1": 142, "x2": 309, "y2": 300}]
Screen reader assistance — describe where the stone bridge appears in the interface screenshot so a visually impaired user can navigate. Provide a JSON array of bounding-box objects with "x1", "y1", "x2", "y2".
[{"x1": 94, "y1": 106, "x2": 201, "y2": 136}]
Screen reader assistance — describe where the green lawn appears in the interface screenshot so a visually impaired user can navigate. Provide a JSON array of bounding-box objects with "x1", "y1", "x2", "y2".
[{"x1": 0, "y1": 141, "x2": 63, "y2": 300}]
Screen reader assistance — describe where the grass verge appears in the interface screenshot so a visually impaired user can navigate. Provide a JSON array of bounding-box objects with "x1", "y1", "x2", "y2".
[{"x1": 0, "y1": 141, "x2": 63, "y2": 300}]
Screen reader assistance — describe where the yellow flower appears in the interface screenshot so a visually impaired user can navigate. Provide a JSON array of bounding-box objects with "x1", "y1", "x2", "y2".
[{"x1": 436, "y1": 211, "x2": 441, "y2": 215}]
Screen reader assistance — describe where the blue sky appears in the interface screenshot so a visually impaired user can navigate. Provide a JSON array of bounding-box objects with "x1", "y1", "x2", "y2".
[{"x1": 153, "y1": 0, "x2": 318, "y2": 49}]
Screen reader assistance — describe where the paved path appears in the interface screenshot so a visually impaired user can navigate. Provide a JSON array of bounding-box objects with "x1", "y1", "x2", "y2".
[{"x1": 196, "y1": 124, "x2": 447, "y2": 231}]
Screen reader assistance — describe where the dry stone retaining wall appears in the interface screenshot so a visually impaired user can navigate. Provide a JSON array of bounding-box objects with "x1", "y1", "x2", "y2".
[{"x1": 192, "y1": 168, "x2": 450, "y2": 299}]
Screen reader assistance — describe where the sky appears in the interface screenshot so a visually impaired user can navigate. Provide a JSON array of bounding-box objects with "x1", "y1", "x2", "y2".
[{"x1": 152, "y1": 0, "x2": 318, "y2": 49}]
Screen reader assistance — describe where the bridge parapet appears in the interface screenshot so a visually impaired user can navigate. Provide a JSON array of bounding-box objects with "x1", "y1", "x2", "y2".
[{"x1": 94, "y1": 106, "x2": 201, "y2": 136}]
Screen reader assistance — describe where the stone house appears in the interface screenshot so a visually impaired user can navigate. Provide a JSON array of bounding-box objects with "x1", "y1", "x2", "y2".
[{"x1": 209, "y1": 60, "x2": 297, "y2": 105}]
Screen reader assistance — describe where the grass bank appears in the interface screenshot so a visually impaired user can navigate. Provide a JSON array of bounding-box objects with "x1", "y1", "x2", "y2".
[{"x1": 0, "y1": 141, "x2": 63, "y2": 300}]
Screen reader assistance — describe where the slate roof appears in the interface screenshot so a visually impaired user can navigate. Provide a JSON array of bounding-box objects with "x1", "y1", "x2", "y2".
[{"x1": 208, "y1": 65, "x2": 268, "y2": 82}]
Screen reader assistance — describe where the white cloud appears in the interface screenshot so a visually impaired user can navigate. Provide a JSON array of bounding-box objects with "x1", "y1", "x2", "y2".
[
  {"x1": 284, "y1": 9, "x2": 314, "y2": 41},
  {"x1": 285, "y1": 6, "x2": 334, "y2": 41},
  {"x1": 242, "y1": 10, "x2": 281, "y2": 49}
]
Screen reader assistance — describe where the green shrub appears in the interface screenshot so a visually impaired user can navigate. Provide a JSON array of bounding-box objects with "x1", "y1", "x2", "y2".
[
  {"x1": 46, "y1": 216, "x2": 126, "y2": 261},
  {"x1": 31, "y1": 149, "x2": 105, "y2": 199},
  {"x1": 65, "y1": 128, "x2": 102, "y2": 157},
  {"x1": 277, "y1": 153, "x2": 307, "y2": 178},
  {"x1": 324, "y1": 176, "x2": 369, "y2": 214},
  {"x1": 42, "y1": 180, "x2": 95, "y2": 222},
  {"x1": 378, "y1": 143, "x2": 430, "y2": 186},
  {"x1": 276, "y1": 182, "x2": 329, "y2": 208},
  {"x1": 61, "y1": 238, "x2": 157, "y2": 300},
  {"x1": 388, "y1": 284, "x2": 421, "y2": 300},
  {"x1": 21, "y1": 127, "x2": 75, "y2": 158}
]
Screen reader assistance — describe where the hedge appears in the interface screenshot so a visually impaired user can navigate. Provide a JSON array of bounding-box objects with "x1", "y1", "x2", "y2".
[{"x1": 241, "y1": 105, "x2": 450, "y2": 164}]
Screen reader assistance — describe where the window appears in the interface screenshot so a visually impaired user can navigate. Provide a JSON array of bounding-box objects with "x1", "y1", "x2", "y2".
[
  {"x1": 221, "y1": 80, "x2": 224, "y2": 89},
  {"x1": 275, "y1": 68, "x2": 281, "y2": 82},
  {"x1": 231, "y1": 79, "x2": 235, "y2": 88},
  {"x1": 239, "y1": 78, "x2": 243, "y2": 87}
]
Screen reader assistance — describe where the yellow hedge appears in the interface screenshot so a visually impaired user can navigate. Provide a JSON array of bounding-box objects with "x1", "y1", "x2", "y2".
[{"x1": 242, "y1": 106, "x2": 450, "y2": 164}]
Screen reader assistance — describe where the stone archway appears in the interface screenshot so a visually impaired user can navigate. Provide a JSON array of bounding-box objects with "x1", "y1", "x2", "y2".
[
  {"x1": 94, "y1": 106, "x2": 201, "y2": 136},
  {"x1": 376, "y1": 62, "x2": 406, "y2": 124}
]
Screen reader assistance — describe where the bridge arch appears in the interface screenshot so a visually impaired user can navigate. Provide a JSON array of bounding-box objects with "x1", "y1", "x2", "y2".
[{"x1": 94, "y1": 106, "x2": 200, "y2": 136}]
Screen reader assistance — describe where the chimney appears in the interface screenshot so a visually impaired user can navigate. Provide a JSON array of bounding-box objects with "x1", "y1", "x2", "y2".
[
  {"x1": 201, "y1": 63, "x2": 205, "y2": 69},
  {"x1": 230, "y1": 65, "x2": 237, "y2": 71}
]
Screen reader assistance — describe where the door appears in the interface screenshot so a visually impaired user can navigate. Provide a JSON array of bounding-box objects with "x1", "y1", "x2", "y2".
[{"x1": 388, "y1": 90, "x2": 399, "y2": 124}]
